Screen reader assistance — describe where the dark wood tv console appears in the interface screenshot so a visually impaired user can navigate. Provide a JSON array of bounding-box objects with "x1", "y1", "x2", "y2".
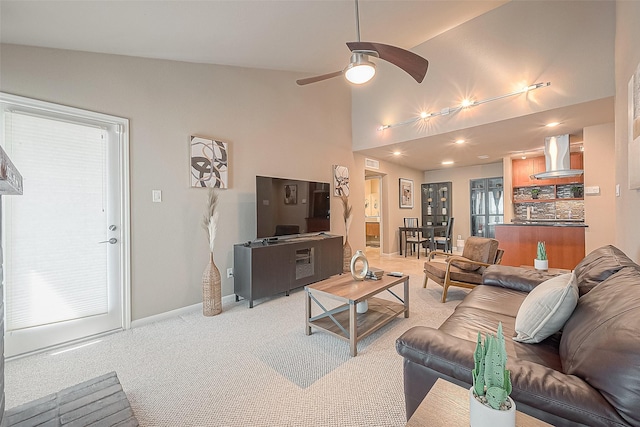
[{"x1": 233, "y1": 234, "x2": 343, "y2": 308}]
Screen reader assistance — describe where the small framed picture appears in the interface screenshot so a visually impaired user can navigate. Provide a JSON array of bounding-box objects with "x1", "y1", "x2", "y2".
[
  {"x1": 284, "y1": 184, "x2": 297, "y2": 205},
  {"x1": 399, "y1": 178, "x2": 414, "y2": 209}
]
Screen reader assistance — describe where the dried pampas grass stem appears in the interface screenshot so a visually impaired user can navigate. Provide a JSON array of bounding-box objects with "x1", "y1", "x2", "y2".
[
  {"x1": 340, "y1": 195, "x2": 352, "y2": 235},
  {"x1": 202, "y1": 189, "x2": 219, "y2": 253},
  {"x1": 340, "y1": 195, "x2": 352, "y2": 222}
]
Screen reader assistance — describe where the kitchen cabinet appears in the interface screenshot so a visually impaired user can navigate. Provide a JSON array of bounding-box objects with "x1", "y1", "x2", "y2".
[
  {"x1": 512, "y1": 153, "x2": 584, "y2": 188},
  {"x1": 366, "y1": 222, "x2": 380, "y2": 237},
  {"x1": 470, "y1": 177, "x2": 504, "y2": 238},
  {"x1": 556, "y1": 153, "x2": 584, "y2": 185},
  {"x1": 512, "y1": 158, "x2": 534, "y2": 188},
  {"x1": 366, "y1": 221, "x2": 380, "y2": 247}
]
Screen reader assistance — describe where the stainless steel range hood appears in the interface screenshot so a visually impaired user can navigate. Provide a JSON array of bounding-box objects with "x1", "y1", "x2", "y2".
[{"x1": 531, "y1": 134, "x2": 583, "y2": 180}]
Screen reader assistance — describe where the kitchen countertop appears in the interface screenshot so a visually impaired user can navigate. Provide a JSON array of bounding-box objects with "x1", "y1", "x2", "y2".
[{"x1": 501, "y1": 221, "x2": 588, "y2": 227}]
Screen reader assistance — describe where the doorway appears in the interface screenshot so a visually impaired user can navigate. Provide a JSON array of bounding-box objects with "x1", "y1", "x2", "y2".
[
  {"x1": 0, "y1": 93, "x2": 130, "y2": 358},
  {"x1": 365, "y1": 175, "x2": 382, "y2": 252}
]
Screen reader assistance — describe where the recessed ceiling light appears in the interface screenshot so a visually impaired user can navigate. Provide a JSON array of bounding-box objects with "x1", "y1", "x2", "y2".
[
  {"x1": 546, "y1": 121, "x2": 560, "y2": 127},
  {"x1": 393, "y1": 151, "x2": 401, "y2": 156},
  {"x1": 442, "y1": 160, "x2": 454, "y2": 165},
  {"x1": 477, "y1": 155, "x2": 489, "y2": 159},
  {"x1": 455, "y1": 139, "x2": 465, "y2": 144}
]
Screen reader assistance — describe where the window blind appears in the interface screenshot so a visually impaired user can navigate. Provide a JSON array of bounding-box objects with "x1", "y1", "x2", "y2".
[{"x1": 4, "y1": 112, "x2": 109, "y2": 331}]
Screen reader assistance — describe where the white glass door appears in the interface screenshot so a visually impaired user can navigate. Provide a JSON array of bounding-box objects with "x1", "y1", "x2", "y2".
[{"x1": 1, "y1": 94, "x2": 130, "y2": 358}]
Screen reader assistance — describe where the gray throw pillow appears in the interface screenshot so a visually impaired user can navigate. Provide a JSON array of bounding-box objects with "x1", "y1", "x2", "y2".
[{"x1": 513, "y1": 272, "x2": 579, "y2": 343}]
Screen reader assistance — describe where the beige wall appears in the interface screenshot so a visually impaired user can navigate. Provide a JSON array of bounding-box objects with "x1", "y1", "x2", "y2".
[
  {"x1": 0, "y1": 44, "x2": 359, "y2": 320},
  {"x1": 424, "y1": 162, "x2": 504, "y2": 242},
  {"x1": 423, "y1": 163, "x2": 508, "y2": 244},
  {"x1": 583, "y1": 123, "x2": 616, "y2": 253},
  {"x1": 615, "y1": 1, "x2": 640, "y2": 262},
  {"x1": 354, "y1": 153, "x2": 424, "y2": 255}
]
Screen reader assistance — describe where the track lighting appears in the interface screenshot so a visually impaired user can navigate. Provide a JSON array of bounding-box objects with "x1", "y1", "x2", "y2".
[{"x1": 377, "y1": 82, "x2": 551, "y2": 131}]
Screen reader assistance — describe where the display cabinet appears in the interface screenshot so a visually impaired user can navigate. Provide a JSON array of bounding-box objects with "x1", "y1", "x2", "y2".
[
  {"x1": 470, "y1": 177, "x2": 504, "y2": 238},
  {"x1": 421, "y1": 182, "x2": 452, "y2": 228}
]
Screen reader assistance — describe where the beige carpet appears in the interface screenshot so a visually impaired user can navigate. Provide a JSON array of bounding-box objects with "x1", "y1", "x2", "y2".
[{"x1": 5, "y1": 248, "x2": 467, "y2": 426}]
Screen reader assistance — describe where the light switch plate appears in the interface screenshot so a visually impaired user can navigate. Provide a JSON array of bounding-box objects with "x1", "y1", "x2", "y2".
[
  {"x1": 584, "y1": 186, "x2": 600, "y2": 195},
  {"x1": 152, "y1": 190, "x2": 162, "y2": 203}
]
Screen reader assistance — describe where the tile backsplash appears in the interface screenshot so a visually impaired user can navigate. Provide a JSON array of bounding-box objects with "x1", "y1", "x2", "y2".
[{"x1": 513, "y1": 184, "x2": 584, "y2": 221}]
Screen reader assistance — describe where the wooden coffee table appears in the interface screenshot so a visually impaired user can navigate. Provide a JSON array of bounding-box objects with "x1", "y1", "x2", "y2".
[
  {"x1": 406, "y1": 378, "x2": 552, "y2": 426},
  {"x1": 305, "y1": 273, "x2": 409, "y2": 356}
]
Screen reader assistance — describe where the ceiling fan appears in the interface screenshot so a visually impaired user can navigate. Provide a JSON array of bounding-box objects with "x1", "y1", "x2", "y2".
[{"x1": 296, "y1": 0, "x2": 429, "y2": 86}]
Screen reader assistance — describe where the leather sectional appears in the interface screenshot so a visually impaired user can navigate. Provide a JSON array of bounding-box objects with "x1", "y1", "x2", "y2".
[{"x1": 396, "y1": 245, "x2": 640, "y2": 426}]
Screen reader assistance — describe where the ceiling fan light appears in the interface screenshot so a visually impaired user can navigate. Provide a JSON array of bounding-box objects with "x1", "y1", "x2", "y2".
[{"x1": 344, "y1": 54, "x2": 376, "y2": 84}]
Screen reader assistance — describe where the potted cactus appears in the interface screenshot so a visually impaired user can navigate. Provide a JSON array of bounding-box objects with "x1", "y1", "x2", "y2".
[
  {"x1": 469, "y1": 323, "x2": 516, "y2": 427},
  {"x1": 534, "y1": 241, "x2": 548, "y2": 271}
]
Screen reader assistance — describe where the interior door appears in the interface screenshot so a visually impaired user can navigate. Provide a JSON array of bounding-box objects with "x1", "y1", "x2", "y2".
[{"x1": 1, "y1": 95, "x2": 129, "y2": 358}]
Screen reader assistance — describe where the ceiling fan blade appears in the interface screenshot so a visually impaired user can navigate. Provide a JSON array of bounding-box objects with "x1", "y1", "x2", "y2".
[
  {"x1": 296, "y1": 70, "x2": 344, "y2": 86},
  {"x1": 347, "y1": 41, "x2": 429, "y2": 83}
]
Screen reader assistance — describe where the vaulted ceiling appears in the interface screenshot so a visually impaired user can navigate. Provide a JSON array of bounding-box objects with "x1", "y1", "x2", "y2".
[{"x1": 0, "y1": 1, "x2": 616, "y2": 172}]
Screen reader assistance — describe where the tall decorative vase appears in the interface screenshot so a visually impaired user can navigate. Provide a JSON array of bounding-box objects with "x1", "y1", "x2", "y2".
[
  {"x1": 343, "y1": 237, "x2": 352, "y2": 273},
  {"x1": 202, "y1": 253, "x2": 222, "y2": 316}
]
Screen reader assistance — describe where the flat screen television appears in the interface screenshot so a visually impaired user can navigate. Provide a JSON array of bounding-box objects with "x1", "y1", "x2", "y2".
[{"x1": 256, "y1": 175, "x2": 331, "y2": 239}]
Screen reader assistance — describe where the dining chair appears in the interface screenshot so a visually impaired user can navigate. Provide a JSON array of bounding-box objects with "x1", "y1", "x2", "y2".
[
  {"x1": 432, "y1": 217, "x2": 455, "y2": 253},
  {"x1": 404, "y1": 217, "x2": 429, "y2": 259}
]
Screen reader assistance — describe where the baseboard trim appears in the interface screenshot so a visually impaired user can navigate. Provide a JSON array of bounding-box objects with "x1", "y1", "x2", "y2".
[{"x1": 131, "y1": 294, "x2": 237, "y2": 328}]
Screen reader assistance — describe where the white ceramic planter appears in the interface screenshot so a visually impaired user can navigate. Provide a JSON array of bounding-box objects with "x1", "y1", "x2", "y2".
[
  {"x1": 534, "y1": 259, "x2": 548, "y2": 271},
  {"x1": 356, "y1": 300, "x2": 369, "y2": 313},
  {"x1": 469, "y1": 388, "x2": 516, "y2": 427}
]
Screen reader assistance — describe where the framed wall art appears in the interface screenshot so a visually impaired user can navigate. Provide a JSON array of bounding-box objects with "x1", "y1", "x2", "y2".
[
  {"x1": 399, "y1": 178, "x2": 414, "y2": 209},
  {"x1": 284, "y1": 184, "x2": 297, "y2": 205},
  {"x1": 190, "y1": 136, "x2": 228, "y2": 188},
  {"x1": 333, "y1": 165, "x2": 349, "y2": 196}
]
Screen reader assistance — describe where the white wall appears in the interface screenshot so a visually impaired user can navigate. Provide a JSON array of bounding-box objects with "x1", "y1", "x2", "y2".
[
  {"x1": 0, "y1": 44, "x2": 359, "y2": 320},
  {"x1": 424, "y1": 162, "x2": 504, "y2": 242},
  {"x1": 615, "y1": 1, "x2": 640, "y2": 262},
  {"x1": 355, "y1": 153, "x2": 424, "y2": 255}
]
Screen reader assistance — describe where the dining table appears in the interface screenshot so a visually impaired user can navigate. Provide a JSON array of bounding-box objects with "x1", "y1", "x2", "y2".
[{"x1": 398, "y1": 224, "x2": 447, "y2": 256}]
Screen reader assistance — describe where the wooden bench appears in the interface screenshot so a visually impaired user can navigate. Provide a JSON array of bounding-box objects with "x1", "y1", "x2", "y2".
[{"x1": 5, "y1": 371, "x2": 138, "y2": 426}]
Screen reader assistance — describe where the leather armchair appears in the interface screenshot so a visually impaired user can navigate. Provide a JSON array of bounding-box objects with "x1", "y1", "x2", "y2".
[{"x1": 423, "y1": 236, "x2": 503, "y2": 302}]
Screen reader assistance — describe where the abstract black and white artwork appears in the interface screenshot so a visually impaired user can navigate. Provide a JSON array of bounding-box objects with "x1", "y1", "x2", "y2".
[
  {"x1": 191, "y1": 136, "x2": 228, "y2": 188},
  {"x1": 333, "y1": 165, "x2": 349, "y2": 196}
]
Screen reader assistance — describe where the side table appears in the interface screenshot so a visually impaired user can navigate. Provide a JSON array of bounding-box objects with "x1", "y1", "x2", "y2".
[{"x1": 406, "y1": 378, "x2": 552, "y2": 427}]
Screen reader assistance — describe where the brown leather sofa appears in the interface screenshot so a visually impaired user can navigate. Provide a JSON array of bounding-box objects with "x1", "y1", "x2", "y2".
[{"x1": 396, "y1": 245, "x2": 640, "y2": 426}]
